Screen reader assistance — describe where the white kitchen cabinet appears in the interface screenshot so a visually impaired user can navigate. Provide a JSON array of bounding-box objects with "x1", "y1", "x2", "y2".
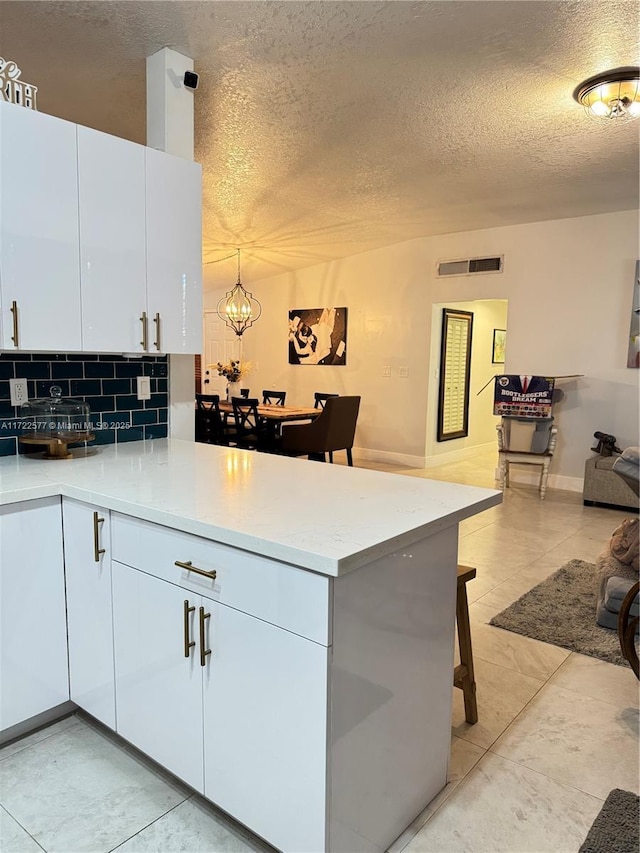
[
  {"x1": 112, "y1": 560, "x2": 204, "y2": 792},
  {"x1": 77, "y1": 126, "x2": 147, "y2": 354},
  {"x1": 0, "y1": 439, "x2": 497, "y2": 853},
  {"x1": 0, "y1": 100, "x2": 202, "y2": 355},
  {"x1": 63, "y1": 498, "x2": 115, "y2": 729},
  {"x1": 203, "y1": 600, "x2": 328, "y2": 853},
  {"x1": 111, "y1": 510, "x2": 329, "y2": 851},
  {"x1": 146, "y1": 147, "x2": 202, "y2": 354},
  {"x1": 111, "y1": 511, "x2": 330, "y2": 645},
  {"x1": 0, "y1": 100, "x2": 82, "y2": 351},
  {"x1": 0, "y1": 497, "x2": 69, "y2": 732}
]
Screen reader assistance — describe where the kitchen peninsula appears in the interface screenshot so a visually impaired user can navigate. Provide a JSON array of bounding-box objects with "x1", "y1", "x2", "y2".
[{"x1": 0, "y1": 440, "x2": 501, "y2": 853}]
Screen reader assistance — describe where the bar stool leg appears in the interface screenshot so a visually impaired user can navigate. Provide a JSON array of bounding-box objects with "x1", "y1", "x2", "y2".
[{"x1": 455, "y1": 580, "x2": 478, "y2": 724}]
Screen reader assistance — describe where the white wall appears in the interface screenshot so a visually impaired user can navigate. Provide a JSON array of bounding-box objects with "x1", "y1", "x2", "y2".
[
  {"x1": 424, "y1": 210, "x2": 639, "y2": 486},
  {"x1": 204, "y1": 209, "x2": 639, "y2": 482},
  {"x1": 426, "y1": 300, "x2": 508, "y2": 462}
]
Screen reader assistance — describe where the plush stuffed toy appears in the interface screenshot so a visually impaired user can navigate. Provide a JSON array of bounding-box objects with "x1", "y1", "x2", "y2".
[{"x1": 609, "y1": 517, "x2": 639, "y2": 572}]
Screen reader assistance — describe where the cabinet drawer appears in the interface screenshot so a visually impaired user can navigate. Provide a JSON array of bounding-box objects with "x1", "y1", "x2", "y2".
[{"x1": 111, "y1": 513, "x2": 331, "y2": 645}]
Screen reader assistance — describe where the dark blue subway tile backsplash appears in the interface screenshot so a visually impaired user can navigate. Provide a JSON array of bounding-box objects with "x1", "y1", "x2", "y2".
[
  {"x1": 0, "y1": 353, "x2": 169, "y2": 457},
  {"x1": 85, "y1": 361, "x2": 117, "y2": 378}
]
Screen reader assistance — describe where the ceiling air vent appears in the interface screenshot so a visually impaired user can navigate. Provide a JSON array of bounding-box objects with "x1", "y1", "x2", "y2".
[{"x1": 437, "y1": 256, "x2": 504, "y2": 277}]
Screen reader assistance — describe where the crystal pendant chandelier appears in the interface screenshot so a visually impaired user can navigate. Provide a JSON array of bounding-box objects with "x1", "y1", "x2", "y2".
[
  {"x1": 573, "y1": 67, "x2": 640, "y2": 122},
  {"x1": 216, "y1": 249, "x2": 262, "y2": 337}
]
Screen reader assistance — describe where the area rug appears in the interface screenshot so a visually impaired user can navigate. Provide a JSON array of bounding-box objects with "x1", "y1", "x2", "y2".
[
  {"x1": 579, "y1": 788, "x2": 640, "y2": 853},
  {"x1": 489, "y1": 559, "x2": 630, "y2": 667}
]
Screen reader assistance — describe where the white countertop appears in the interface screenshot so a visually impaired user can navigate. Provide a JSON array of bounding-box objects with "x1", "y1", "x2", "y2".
[{"x1": 0, "y1": 440, "x2": 501, "y2": 575}]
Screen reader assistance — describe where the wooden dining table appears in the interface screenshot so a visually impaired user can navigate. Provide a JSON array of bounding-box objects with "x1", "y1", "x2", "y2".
[
  {"x1": 218, "y1": 401, "x2": 320, "y2": 446},
  {"x1": 218, "y1": 401, "x2": 320, "y2": 424}
]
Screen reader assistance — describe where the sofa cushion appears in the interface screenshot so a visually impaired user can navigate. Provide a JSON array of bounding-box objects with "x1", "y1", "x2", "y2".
[
  {"x1": 603, "y1": 576, "x2": 639, "y2": 615},
  {"x1": 595, "y1": 551, "x2": 639, "y2": 631}
]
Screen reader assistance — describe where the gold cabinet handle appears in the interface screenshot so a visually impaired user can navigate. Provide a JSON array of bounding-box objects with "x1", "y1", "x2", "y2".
[
  {"x1": 153, "y1": 312, "x2": 161, "y2": 351},
  {"x1": 183, "y1": 599, "x2": 196, "y2": 658},
  {"x1": 199, "y1": 606, "x2": 211, "y2": 667},
  {"x1": 140, "y1": 311, "x2": 148, "y2": 350},
  {"x1": 93, "y1": 511, "x2": 105, "y2": 562},
  {"x1": 10, "y1": 301, "x2": 19, "y2": 348},
  {"x1": 174, "y1": 560, "x2": 217, "y2": 581}
]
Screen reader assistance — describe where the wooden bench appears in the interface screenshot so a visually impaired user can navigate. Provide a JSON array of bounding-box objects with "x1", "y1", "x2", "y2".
[{"x1": 454, "y1": 565, "x2": 478, "y2": 724}]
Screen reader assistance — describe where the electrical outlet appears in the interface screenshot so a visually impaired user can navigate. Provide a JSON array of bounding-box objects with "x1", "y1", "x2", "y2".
[
  {"x1": 136, "y1": 375, "x2": 151, "y2": 401},
  {"x1": 382, "y1": 366, "x2": 391, "y2": 377},
  {"x1": 399, "y1": 366, "x2": 409, "y2": 378},
  {"x1": 9, "y1": 378, "x2": 28, "y2": 407}
]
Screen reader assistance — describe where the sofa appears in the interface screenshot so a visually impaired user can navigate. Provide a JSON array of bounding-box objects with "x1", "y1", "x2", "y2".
[{"x1": 584, "y1": 452, "x2": 639, "y2": 511}]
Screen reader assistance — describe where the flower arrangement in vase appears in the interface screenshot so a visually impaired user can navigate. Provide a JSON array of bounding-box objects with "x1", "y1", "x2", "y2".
[{"x1": 214, "y1": 360, "x2": 252, "y2": 400}]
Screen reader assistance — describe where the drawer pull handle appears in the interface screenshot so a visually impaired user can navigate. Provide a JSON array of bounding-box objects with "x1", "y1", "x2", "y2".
[
  {"x1": 199, "y1": 606, "x2": 211, "y2": 667},
  {"x1": 183, "y1": 600, "x2": 195, "y2": 658},
  {"x1": 10, "y1": 301, "x2": 19, "y2": 348},
  {"x1": 153, "y1": 312, "x2": 161, "y2": 351},
  {"x1": 175, "y1": 560, "x2": 217, "y2": 581},
  {"x1": 140, "y1": 311, "x2": 148, "y2": 350},
  {"x1": 93, "y1": 511, "x2": 105, "y2": 562}
]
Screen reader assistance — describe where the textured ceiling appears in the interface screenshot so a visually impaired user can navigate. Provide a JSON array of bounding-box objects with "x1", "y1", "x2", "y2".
[{"x1": 1, "y1": 1, "x2": 638, "y2": 287}]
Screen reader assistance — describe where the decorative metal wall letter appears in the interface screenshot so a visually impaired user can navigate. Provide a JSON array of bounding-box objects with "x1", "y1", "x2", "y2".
[
  {"x1": 437, "y1": 308, "x2": 473, "y2": 442},
  {"x1": 0, "y1": 57, "x2": 38, "y2": 110}
]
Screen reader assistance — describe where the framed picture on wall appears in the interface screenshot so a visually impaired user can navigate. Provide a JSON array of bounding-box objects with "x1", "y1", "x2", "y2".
[
  {"x1": 492, "y1": 329, "x2": 506, "y2": 364},
  {"x1": 288, "y1": 307, "x2": 347, "y2": 365},
  {"x1": 437, "y1": 308, "x2": 473, "y2": 442}
]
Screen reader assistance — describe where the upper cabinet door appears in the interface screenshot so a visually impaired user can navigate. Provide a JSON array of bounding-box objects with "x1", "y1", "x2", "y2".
[
  {"x1": 0, "y1": 101, "x2": 81, "y2": 351},
  {"x1": 78, "y1": 126, "x2": 147, "y2": 353},
  {"x1": 146, "y1": 148, "x2": 202, "y2": 355}
]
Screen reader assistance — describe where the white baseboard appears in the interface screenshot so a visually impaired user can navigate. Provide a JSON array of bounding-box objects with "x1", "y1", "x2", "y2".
[
  {"x1": 425, "y1": 442, "x2": 496, "y2": 468},
  {"x1": 355, "y1": 443, "x2": 584, "y2": 492},
  {"x1": 353, "y1": 446, "x2": 426, "y2": 469},
  {"x1": 495, "y1": 466, "x2": 584, "y2": 493}
]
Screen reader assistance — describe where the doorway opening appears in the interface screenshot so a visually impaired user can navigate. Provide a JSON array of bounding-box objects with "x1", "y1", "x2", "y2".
[{"x1": 425, "y1": 299, "x2": 508, "y2": 471}]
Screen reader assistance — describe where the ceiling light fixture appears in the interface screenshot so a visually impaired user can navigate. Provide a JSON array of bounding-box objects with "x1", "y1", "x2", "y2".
[
  {"x1": 573, "y1": 66, "x2": 640, "y2": 121},
  {"x1": 216, "y1": 249, "x2": 262, "y2": 337}
]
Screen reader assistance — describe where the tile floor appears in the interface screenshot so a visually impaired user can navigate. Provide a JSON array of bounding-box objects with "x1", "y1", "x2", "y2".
[{"x1": 1, "y1": 447, "x2": 638, "y2": 853}]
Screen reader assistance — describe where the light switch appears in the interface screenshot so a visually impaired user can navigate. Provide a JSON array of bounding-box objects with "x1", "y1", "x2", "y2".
[
  {"x1": 399, "y1": 366, "x2": 409, "y2": 378},
  {"x1": 136, "y1": 375, "x2": 151, "y2": 401},
  {"x1": 382, "y1": 366, "x2": 391, "y2": 377}
]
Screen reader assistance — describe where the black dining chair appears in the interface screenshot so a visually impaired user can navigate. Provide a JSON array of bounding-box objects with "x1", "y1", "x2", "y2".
[
  {"x1": 195, "y1": 394, "x2": 229, "y2": 445},
  {"x1": 263, "y1": 390, "x2": 286, "y2": 406},
  {"x1": 281, "y1": 396, "x2": 360, "y2": 465},
  {"x1": 223, "y1": 388, "x2": 250, "y2": 425},
  {"x1": 313, "y1": 392, "x2": 338, "y2": 410},
  {"x1": 231, "y1": 397, "x2": 270, "y2": 450}
]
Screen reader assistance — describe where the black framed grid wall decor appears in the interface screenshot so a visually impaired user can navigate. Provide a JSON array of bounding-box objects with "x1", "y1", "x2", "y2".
[{"x1": 437, "y1": 308, "x2": 473, "y2": 442}]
